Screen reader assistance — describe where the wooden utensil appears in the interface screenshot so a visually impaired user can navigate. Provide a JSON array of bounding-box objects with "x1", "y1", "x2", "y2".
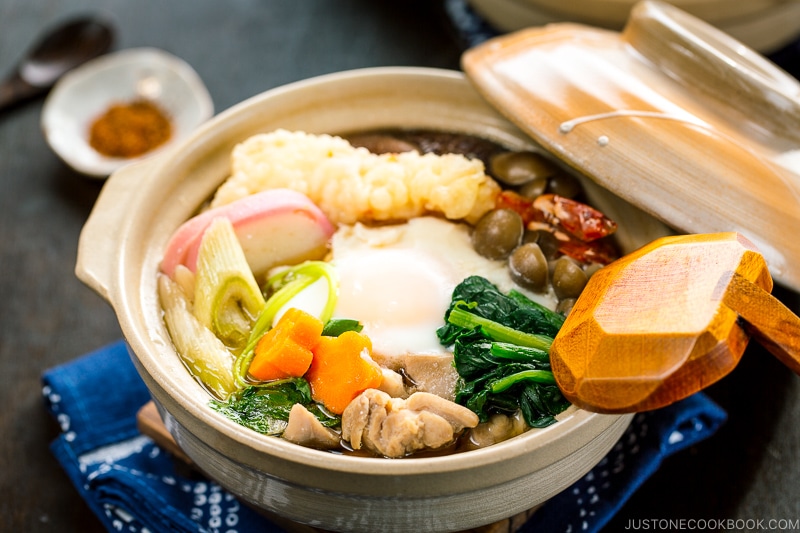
[
  {"x1": 461, "y1": 1, "x2": 800, "y2": 294},
  {"x1": 550, "y1": 232, "x2": 800, "y2": 413},
  {"x1": 0, "y1": 16, "x2": 113, "y2": 112}
]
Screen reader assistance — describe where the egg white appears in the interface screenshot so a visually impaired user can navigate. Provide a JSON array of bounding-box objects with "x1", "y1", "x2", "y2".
[{"x1": 277, "y1": 216, "x2": 557, "y2": 361}]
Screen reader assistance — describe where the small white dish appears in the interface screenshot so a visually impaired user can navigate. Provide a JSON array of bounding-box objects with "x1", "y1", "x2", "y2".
[{"x1": 41, "y1": 47, "x2": 213, "y2": 178}]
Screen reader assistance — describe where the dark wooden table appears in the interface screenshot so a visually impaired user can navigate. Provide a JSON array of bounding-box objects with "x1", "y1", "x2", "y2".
[{"x1": 1, "y1": 1, "x2": 798, "y2": 532}]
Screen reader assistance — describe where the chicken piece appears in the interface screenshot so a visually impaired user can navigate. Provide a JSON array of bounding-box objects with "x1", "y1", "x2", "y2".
[
  {"x1": 341, "y1": 388, "x2": 389, "y2": 451},
  {"x1": 282, "y1": 404, "x2": 341, "y2": 450},
  {"x1": 462, "y1": 411, "x2": 528, "y2": 451},
  {"x1": 369, "y1": 352, "x2": 460, "y2": 402},
  {"x1": 370, "y1": 409, "x2": 455, "y2": 458},
  {"x1": 341, "y1": 389, "x2": 479, "y2": 458},
  {"x1": 377, "y1": 367, "x2": 408, "y2": 398},
  {"x1": 402, "y1": 353, "x2": 460, "y2": 401},
  {"x1": 404, "y1": 392, "x2": 480, "y2": 432}
]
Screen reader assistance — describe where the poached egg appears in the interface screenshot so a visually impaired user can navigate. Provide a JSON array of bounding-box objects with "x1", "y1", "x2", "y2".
[{"x1": 278, "y1": 216, "x2": 556, "y2": 361}]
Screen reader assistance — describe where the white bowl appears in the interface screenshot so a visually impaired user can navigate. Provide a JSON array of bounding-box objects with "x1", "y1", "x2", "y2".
[
  {"x1": 41, "y1": 47, "x2": 213, "y2": 178},
  {"x1": 76, "y1": 67, "x2": 672, "y2": 532}
]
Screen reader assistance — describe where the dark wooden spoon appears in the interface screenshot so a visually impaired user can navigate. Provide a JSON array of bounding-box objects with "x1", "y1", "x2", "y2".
[
  {"x1": 0, "y1": 16, "x2": 114, "y2": 112},
  {"x1": 550, "y1": 232, "x2": 800, "y2": 413}
]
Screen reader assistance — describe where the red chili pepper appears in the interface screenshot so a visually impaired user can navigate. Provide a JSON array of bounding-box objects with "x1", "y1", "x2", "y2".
[
  {"x1": 532, "y1": 194, "x2": 617, "y2": 242},
  {"x1": 495, "y1": 190, "x2": 537, "y2": 225},
  {"x1": 557, "y1": 236, "x2": 619, "y2": 265},
  {"x1": 496, "y1": 191, "x2": 618, "y2": 243}
]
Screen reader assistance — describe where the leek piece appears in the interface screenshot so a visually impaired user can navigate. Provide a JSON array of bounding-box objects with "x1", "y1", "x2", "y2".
[
  {"x1": 158, "y1": 273, "x2": 237, "y2": 399},
  {"x1": 264, "y1": 261, "x2": 339, "y2": 323},
  {"x1": 193, "y1": 217, "x2": 266, "y2": 349},
  {"x1": 234, "y1": 260, "x2": 339, "y2": 387}
]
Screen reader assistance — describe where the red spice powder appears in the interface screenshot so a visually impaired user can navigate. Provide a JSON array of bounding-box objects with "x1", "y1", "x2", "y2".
[{"x1": 88, "y1": 99, "x2": 172, "y2": 158}]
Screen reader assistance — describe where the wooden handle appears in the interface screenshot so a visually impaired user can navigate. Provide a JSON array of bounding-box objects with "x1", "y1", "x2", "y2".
[
  {"x1": 623, "y1": 1, "x2": 800, "y2": 145},
  {"x1": 0, "y1": 73, "x2": 43, "y2": 113},
  {"x1": 723, "y1": 272, "x2": 800, "y2": 375}
]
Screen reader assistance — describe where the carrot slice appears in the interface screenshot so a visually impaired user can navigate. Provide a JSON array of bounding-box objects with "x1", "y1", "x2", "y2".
[
  {"x1": 306, "y1": 330, "x2": 383, "y2": 415},
  {"x1": 249, "y1": 308, "x2": 323, "y2": 381}
]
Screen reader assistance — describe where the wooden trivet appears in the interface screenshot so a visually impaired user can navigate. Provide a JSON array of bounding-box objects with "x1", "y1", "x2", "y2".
[{"x1": 136, "y1": 401, "x2": 537, "y2": 533}]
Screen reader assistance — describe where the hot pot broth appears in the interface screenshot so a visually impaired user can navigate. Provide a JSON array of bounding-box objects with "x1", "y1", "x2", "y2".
[{"x1": 157, "y1": 128, "x2": 620, "y2": 458}]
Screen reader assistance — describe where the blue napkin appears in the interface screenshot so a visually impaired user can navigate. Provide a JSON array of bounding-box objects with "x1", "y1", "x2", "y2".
[{"x1": 42, "y1": 340, "x2": 726, "y2": 533}]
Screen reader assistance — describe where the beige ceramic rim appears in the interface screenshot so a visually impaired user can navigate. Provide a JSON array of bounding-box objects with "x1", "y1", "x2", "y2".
[
  {"x1": 466, "y1": 0, "x2": 800, "y2": 53},
  {"x1": 76, "y1": 67, "x2": 664, "y2": 531}
]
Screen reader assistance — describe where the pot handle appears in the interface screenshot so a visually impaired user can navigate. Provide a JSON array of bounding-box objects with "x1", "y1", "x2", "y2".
[
  {"x1": 75, "y1": 156, "x2": 161, "y2": 303},
  {"x1": 622, "y1": 0, "x2": 800, "y2": 145}
]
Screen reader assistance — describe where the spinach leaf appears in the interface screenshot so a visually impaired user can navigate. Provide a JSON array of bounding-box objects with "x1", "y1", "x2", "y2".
[
  {"x1": 209, "y1": 378, "x2": 339, "y2": 435},
  {"x1": 437, "y1": 276, "x2": 565, "y2": 345},
  {"x1": 321, "y1": 318, "x2": 363, "y2": 337},
  {"x1": 440, "y1": 276, "x2": 570, "y2": 428}
]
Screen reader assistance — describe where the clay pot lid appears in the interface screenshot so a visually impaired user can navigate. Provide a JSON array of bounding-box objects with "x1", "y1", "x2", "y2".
[{"x1": 462, "y1": 0, "x2": 800, "y2": 292}]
